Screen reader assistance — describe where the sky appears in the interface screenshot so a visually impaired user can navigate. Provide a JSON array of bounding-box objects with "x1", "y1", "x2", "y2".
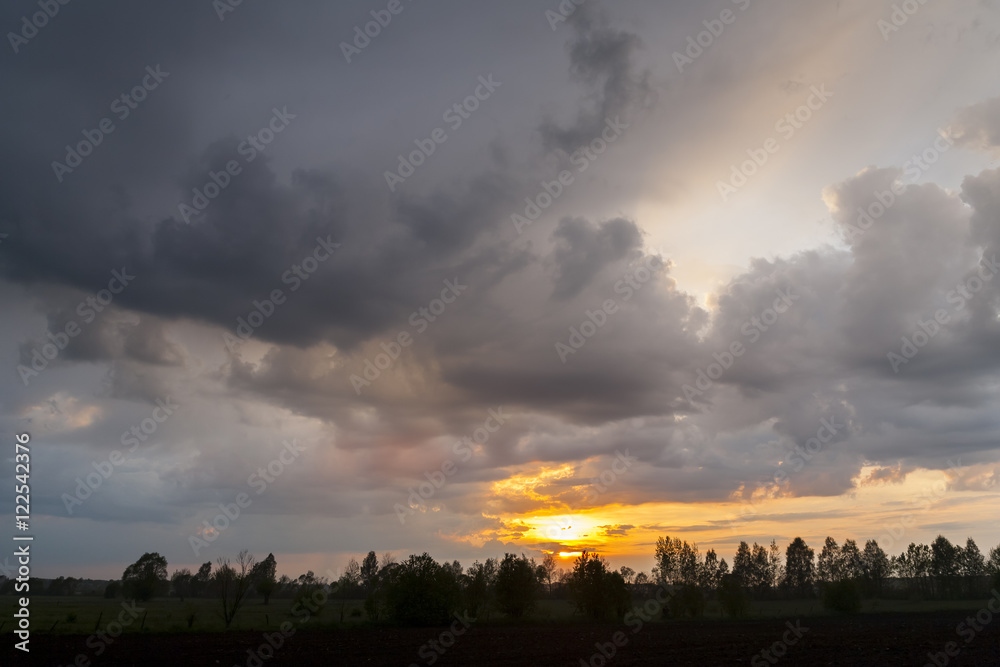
[{"x1": 1, "y1": 0, "x2": 1000, "y2": 581}]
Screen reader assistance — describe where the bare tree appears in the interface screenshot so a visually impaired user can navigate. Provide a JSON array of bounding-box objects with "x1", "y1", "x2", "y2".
[
  {"x1": 215, "y1": 549, "x2": 256, "y2": 629},
  {"x1": 541, "y1": 553, "x2": 558, "y2": 592}
]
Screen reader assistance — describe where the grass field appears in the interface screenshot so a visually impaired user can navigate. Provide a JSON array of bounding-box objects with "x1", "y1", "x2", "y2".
[{"x1": 2, "y1": 594, "x2": 993, "y2": 636}]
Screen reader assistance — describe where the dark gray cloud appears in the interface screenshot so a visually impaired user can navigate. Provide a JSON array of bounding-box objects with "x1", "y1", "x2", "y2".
[{"x1": 2, "y1": 0, "x2": 1000, "y2": 577}]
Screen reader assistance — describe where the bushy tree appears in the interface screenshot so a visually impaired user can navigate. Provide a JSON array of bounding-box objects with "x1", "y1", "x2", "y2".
[
  {"x1": 749, "y1": 543, "x2": 771, "y2": 596},
  {"x1": 361, "y1": 551, "x2": 382, "y2": 621},
  {"x1": 494, "y1": 553, "x2": 539, "y2": 618},
  {"x1": 959, "y1": 538, "x2": 986, "y2": 576},
  {"x1": 987, "y1": 545, "x2": 1000, "y2": 576},
  {"x1": 931, "y1": 535, "x2": 960, "y2": 577},
  {"x1": 700, "y1": 549, "x2": 725, "y2": 590},
  {"x1": 384, "y1": 553, "x2": 461, "y2": 626},
  {"x1": 731, "y1": 541, "x2": 753, "y2": 588},
  {"x1": 566, "y1": 551, "x2": 629, "y2": 620},
  {"x1": 768, "y1": 540, "x2": 784, "y2": 591},
  {"x1": 892, "y1": 543, "x2": 932, "y2": 587},
  {"x1": 782, "y1": 537, "x2": 815, "y2": 596},
  {"x1": 122, "y1": 552, "x2": 168, "y2": 602},
  {"x1": 653, "y1": 536, "x2": 683, "y2": 586},
  {"x1": 252, "y1": 553, "x2": 278, "y2": 605},
  {"x1": 840, "y1": 539, "x2": 864, "y2": 580},
  {"x1": 193, "y1": 562, "x2": 213, "y2": 598},
  {"x1": 464, "y1": 558, "x2": 498, "y2": 618},
  {"x1": 171, "y1": 569, "x2": 193, "y2": 601},
  {"x1": 817, "y1": 537, "x2": 841, "y2": 583},
  {"x1": 678, "y1": 541, "x2": 701, "y2": 586},
  {"x1": 861, "y1": 540, "x2": 890, "y2": 596}
]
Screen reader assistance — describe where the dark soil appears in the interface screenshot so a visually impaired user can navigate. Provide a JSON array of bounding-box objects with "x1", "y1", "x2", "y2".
[{"x1": 5, "y1": 610, "x2": 999, "y2": 666}]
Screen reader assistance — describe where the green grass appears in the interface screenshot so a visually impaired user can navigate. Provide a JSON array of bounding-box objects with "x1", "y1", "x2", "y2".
[
  {"x1": 0, "y1": 596, "x2": 370, "y2": 635},
  {"x1": 2, "y1": 595, "x2": 991, "y2": 635}
]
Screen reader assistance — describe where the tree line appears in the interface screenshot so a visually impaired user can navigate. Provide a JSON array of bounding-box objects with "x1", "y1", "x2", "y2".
[
  {"x1": 5, "y1": 532, "x2": 998, "y2": 627},
  {"x1": 650, "y1": 534, "x2": 1000, "y2": 615}
]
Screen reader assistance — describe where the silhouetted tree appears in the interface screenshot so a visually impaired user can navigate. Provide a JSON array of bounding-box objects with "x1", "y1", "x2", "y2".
[
  {"x1": 840, "y1": 539, "x2": 864, "y2": 580},
  {"x1": 171, "y1": 569, "x2": 193, "y2": 601},
  {"x1": 384, "y1": 553, "x2": 461, "y2": 626},
  {"x1": 817, "y1": 537, "x2": 841, "y2": 583},
  {"x1": 861, "y1": 540, "x2": 890, "y2": 596},
  {"x1": 495, "y1": 553, "x2": 539, "y2": 618},
  {"x1": 653, "y1": 536, "x2": 682, "y2": 585},
  {"x1": 122, "y1": 552, "x2": 168, "y2": 602},
  {"x1": 731, "y1": 541, "x2": 753, "y2": 588},
  {"x1": 464, "y1": 558, "x2": 498, "y2": 618},
  {"x1": 252, "y1": 553, "x2": 278, "y2": 605},
  {"x1": 193, "y1": 562, "x2": 213, "y2": 598},
  {"x1": 987, "y1": 544, "x2": 1000, "y2": 576},
  {"x1": 567, "y1": 551, "x2": 629, "y2": 620},
  {"x1": 931, "y1": 535, "x2": 960, "y2": 577},
  {"x1": 540, "y1": 553, "x2": 558, "y2": 593},
  {"x1": 700, "y1": 550, "x2": 724, "y2": 590},
  {"x1": 215, "y1": 549, "x2": 256, "y2": 629},
  {"x1": 361, "y1": 551, "x2": 381, "y2": 621},
  {"x1": 782, "y1": 537, "x2": 815, "y2": 596},
  {"x1": 959, "y1": 538, "x2": 986, "y2": 576}
]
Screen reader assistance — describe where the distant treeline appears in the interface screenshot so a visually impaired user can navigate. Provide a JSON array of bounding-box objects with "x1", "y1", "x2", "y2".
[{"x1": 3, "y1": 533, "x2": 998, "y2": 624}]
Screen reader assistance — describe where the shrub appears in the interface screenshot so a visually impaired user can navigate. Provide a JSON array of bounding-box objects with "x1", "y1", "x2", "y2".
[
  {"x1": 668, "y1": 583, "x2": 705, "y2": 618},
  {"x1": 384, "y1": 553, "x2": 461, "y2": 626},
  {"x1": 718, "y1": 574, "x2": 749, "y2": 618},
  {"x1": 495, "y1": 553, "x2": 540, "y2": 618}
]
